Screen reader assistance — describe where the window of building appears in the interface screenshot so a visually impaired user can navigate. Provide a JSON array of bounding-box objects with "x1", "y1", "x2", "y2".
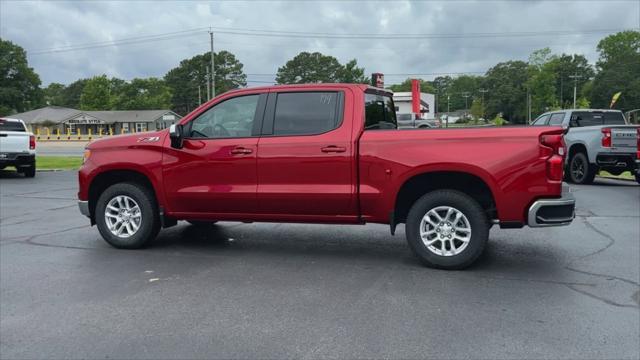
[
  {"x1": 189, "y1": 94, "x2": 259, "y2": 138},
  {"x1": 135, "y1": 123, "x2": 147, "y2": 132},
  {"x1": 121, "y1": 123, "x2": 129, "y2": 133},
  {"x1": 272, "y1": 92, "x2": 341, "y2": 136}
]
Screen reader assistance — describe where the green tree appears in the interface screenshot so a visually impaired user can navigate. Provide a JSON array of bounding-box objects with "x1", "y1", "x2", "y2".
[
  {"x1": 432, "y1": 76, "x2": 453, "y2": 113},
  {"x1": 387, "y1": 78, "x2": 435, "y2": 93},
  {"x1": 448, "y1": 75, "x2": 484, "y2": 110},
  {"x1": 548, "y1": 54, "x2": 594, "y2": 108},
  {"x1": 526, "y1": 48, "x2": 558, "y2": 117},
  {"x1": 483, "y1": 60, "x2": 529, "y2": 123},
  {"x1": 469, "y1": 98, "x2": 484, "y2": 123},
  {"x1": 80, "y1": 75, "x2": 114, "y2": 110},
  {"x1": 43, "y1": 83, "x2": 65, "y2": 106},
  {"x1": 590, "y1": 30, "x2": 640, "y2": 111},
  {"x1": 59, "y1": 78, "x2": 88, "y2": 108},
  {"x1": 276, "y1": 52, "x2": 343, "y2": 84},
  {"x1": 113, "y1": 78, "x2": 172, "y2": 110},
  {"x1": 165, "y1": 50, "x2": 247, "y2": 114},
  {"x1": 0, "y1": 39, "x2": 43, "y2": 115},
  {"x1": 337, "y1": 59, "x2": 369, "y2": 83}
]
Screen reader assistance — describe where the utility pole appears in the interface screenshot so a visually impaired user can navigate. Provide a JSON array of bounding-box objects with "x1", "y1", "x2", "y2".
[
  {"x1": 527, "y1": 88, "x2": 532, "y2": 123},
  {"x1": 446, "y1": 94, "x2": 450, "y2": 128},
  {"x1": 198, "y1": 86, "x2": 202, "y2": 105},
  {"x1": 479, "y1": 88, "x2": 488, "y2": 121},
  {"x1": 462, "y1": 92, "x2": 470, "y2": 109},
  {"x1": 560, "y1": 76, "x2": 563, "y2": 108},
  {"x1": 569, "y1": 73, "x2": 580, "y2": 108},
  {"x1": 210, "y1": 30, "x2": 215, "y2": 99},
  {"x1": 206, "y1": 66, "x2": 211, "y2": 100}
]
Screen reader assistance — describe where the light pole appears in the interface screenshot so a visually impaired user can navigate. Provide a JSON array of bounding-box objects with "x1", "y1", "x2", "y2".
[
  {"x1": 446, "y1": 94, "x2": 450, "y2": 128},
  {"x1": 569, "y1": 73, "x2": 581, "y2": 108}
]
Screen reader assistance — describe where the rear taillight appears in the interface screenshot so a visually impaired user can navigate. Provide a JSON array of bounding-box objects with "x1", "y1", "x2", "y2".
[
  {"x1": 540, "y1": 132, "x2": 566, "y2": 181},
  {"x1": 601, "y1": 127, "x2": 611, "y2": 147},
  {"x1": 29, "y1": 135, "x2": 36, "y2": 150}
]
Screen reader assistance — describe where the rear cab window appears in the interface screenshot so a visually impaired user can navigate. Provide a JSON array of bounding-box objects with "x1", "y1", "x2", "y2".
[
  {"x1": 0, "y1": 119, "x2": 26, "y2": 132},
  {"x1": 569, "y1": 111, "x2": 626, "y2": 127},
  {"x1": 364, "y1": 92, "x2": 397, "y2": 130}
]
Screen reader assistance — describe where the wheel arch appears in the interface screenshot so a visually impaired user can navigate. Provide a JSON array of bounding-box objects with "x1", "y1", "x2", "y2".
[
  {"x1": 87, "y1": 168, "x2": 159, "y2": 223},
  {"x1": 392, "y1": 169, "x2": 498, "y2": 233}
]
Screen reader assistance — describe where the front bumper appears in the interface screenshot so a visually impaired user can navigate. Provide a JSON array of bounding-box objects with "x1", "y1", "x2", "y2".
[
  {"x1": 528, "y1": 184, "x2": 575, "y2": 227},
  {"x1": 78, "y1": 200, "x2": 90, "y2": 218}
]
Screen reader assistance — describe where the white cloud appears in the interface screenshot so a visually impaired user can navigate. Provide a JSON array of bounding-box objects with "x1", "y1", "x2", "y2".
[{"x1": 0, "y1": 0, "x2": 637, "y2": 86}]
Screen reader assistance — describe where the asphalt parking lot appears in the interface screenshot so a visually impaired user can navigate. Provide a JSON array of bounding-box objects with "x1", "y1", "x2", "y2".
[{"x1": 1, "y1": 170, "x2": 639, "y2": 359}]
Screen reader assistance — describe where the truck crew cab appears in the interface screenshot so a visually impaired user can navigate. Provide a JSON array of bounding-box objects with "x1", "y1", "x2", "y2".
[
  {"x1": 78, "y1": 84, "x2": 575, "y2": 269},
  {"x1": 0, "y1": 118, "x2": 37, "y2": 177}
]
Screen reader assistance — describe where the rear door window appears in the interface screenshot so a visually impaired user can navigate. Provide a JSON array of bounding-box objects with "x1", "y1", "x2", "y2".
[
  {"x1": 603, "y1": 112, "x2": 626, "y2": 125},
  {"x1": 272, "y1": 92, "x2": 342, "y2": 136},
  {"x1": 364, "y1": 93, "x2": 397, "y2": 130},
  {"x1": 532, "y1": 114, "x2": 550, "y2": 126},
  {"x1": 0, "y1": 120, "x2": 26, "y2": 132},
  {"x1": 548, "y1": 113, "x2": 565, "y2": 125}
]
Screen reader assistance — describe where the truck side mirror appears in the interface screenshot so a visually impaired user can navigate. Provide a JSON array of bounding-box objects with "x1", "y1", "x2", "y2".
[{"x1": 169, "y1": 124, "x2": 184, "y2": 149}]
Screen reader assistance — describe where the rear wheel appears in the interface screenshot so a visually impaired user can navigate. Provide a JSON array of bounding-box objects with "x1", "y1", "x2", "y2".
[
  {"x1": 95, "y1": 182, "x2": 160, "y2": 249},
  {"x1": 405, "y1": 190, "x2": 489, "y2": 270},
  {"x1": 635, "y1": 173, "x2": 640, "y2": 185},
  {"x1": 23, "y1": 164, "x2": 36, "y2": 178},
  {"x1": 569, "y1": 152, "x2": 596, "y2": 184}
]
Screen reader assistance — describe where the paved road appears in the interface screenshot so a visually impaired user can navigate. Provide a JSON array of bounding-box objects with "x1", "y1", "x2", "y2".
[
  {"x1": 1, "y1": 171, "x2": 638, "y2": 359},
  {"x1": 36, "y1": 141, "x2": 87, "y2": 157}
]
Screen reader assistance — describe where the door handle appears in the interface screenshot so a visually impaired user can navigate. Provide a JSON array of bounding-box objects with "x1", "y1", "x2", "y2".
[
  {"x1": 321, "y1": 146, "x2": 346, "y2": 153},
  {"x1": 230, "y1": 147, "x2": 253, "y2": 155}
]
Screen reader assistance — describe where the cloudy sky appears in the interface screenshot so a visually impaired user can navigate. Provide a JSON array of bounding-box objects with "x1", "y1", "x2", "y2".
[{"x1": 1, "y1": 0, "x2": 639, "y2": 87}]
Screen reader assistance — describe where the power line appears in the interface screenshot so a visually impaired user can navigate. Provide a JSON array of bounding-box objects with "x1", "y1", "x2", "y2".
[{"x1": 28, "y1": 26, "x2": 637, "y2": 55}]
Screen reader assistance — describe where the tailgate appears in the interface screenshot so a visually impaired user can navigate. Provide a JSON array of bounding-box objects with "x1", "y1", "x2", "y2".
[
  {"x1": 610, "y1": 126, "x2": 638, "y2": 149},
  {"x1": 0, "y1": 131, "x2": 30, "y2": 153}
]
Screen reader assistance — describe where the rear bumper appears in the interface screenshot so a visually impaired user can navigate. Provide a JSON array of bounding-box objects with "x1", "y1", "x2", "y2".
[
  {"x1": 0, "y1": 153, "x2": 35, "y2": 168},
  {"x1": 596, "y1": 152, "x2": 637, "y2": 171},
  {"x1": 528, "y1": 184, "x2": 575, "y2": 227}
]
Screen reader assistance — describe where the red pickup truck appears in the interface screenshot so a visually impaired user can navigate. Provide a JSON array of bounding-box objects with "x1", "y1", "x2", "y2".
[{"x1": 78, "y1": 84, "x2": 575, "y2": 269}]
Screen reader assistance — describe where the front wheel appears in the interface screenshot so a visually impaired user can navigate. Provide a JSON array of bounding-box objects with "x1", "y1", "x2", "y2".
[
  {"x1": 95, "y1": 182, "x2": 160, "y2": 249},
  {"x1": 405, "y1": 190, "x2": 489, "y2": 270}
]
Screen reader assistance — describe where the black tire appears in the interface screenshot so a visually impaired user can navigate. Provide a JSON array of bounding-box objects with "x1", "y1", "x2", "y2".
[
  {"x1": 95, "y1": 182, "x2": 160, "y2": 249},
  {"x1": 23, "y1": 164, "x2": 36, "y2": 178},
  {"x1": 635, "y1": 173, "x2": 640, "y2": 185},
  {"x1": 405, "y1": 190, "x2": 489, "y2": 270},
  {"x1": 568, "y1": 152, "x2": 596, "y2": 184}
]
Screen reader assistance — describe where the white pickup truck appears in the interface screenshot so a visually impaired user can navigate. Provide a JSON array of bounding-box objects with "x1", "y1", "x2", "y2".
[
  {"x1": 532, "y1": 109, "x2": 639, "y2": 184},
  {"x1": 0, "y1": 118, "x2": 36, "y2": 177}
]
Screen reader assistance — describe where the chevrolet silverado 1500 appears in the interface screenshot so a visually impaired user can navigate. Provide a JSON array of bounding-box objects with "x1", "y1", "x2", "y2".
[
  {"x1": 0, "y1": 118, "x2": 36, "y2": 177},
  {"x1": 78, "y1": 84, "x2": 575, "y2": 269}
]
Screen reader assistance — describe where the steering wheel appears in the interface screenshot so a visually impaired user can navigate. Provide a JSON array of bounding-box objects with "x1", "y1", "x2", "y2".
[{"x1": 213, "y1": 123, "x2": 230, "y2": 137}]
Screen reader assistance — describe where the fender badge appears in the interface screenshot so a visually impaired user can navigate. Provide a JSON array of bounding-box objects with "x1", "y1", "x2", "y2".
[{"x1": 137, "y1": 136, "x2": 160, "y2": 143}]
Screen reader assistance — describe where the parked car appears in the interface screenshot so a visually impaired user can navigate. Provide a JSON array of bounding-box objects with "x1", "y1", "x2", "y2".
[
  {"x1": 78, "y1": 84, "x2": 574, "y2": 269},
  {"x1": 397, "y1": 113, "x2": 438, "y2": 129},
  {"x1": 532, "y1": 109, "x2": 640, "y2": 184},
  {"x1": 0, "y1": 118, "x2": 36, "y2": 177}
]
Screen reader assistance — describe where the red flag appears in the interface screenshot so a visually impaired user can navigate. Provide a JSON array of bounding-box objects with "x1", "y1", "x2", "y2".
[{"x1": 411, "y1": 79, "x2": 420, "y2": 115}]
